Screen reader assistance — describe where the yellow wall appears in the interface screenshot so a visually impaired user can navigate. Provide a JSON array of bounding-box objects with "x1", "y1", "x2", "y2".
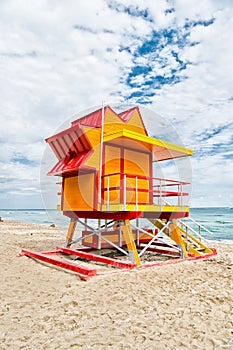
[
  {"x1": 126, "y1": 110, "x2": 147, "y2": 135},
  {"x1": 104, "y1": 108, "x2": 147, "y2": 136},
  {"x1": 82, "y1": 127, "x2": 101, "y2": 169},
  {"x1": 63, "y1": 173, "x2": 96, "y2": 211},
  {"x1": 104, "y1": 109, "x2": 124, "y2": 134}
]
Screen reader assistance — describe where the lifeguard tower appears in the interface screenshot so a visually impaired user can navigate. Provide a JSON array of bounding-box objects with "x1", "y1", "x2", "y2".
[{"x1": 22, "y1": 105, "x2": 216, "y2": 279}]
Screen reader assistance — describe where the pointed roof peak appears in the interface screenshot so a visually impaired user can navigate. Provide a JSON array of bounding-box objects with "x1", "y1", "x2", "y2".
[
  {"x1": 71, "y1": 105, "x2": 114, "y2": 128},
  {"x1": 118, "y1": 106, "x2": 139, "y2": 122},
  {"x1": 71, "y1": 105, "x2": 146, "y2": 133}
]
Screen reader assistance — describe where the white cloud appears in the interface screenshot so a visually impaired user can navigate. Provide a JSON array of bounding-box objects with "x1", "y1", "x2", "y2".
[{"x1": 0, "y1": 0, "x2": 232, "y2": 208}]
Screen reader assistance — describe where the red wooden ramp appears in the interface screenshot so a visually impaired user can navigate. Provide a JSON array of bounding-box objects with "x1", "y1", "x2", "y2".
[
  {"x1": 21, "y1": 249, "x2": 97, "y2": 281},
  {"x1": 21, "y1": 247, "x2": 136, "y2": 280}
]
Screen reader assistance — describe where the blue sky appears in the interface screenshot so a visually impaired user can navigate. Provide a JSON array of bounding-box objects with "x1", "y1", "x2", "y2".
[{"x1": 0, "y1": 0, "x2": 233, "y2": 208}]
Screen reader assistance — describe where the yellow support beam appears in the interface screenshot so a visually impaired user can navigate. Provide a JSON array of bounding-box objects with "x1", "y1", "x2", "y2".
[
  {"x1": 120, "y1": 220, "x2": 141, "y2": 267},
  {"x1": 152, "y1": 218, "x2": 170, "y2": 235},
  {"x1": 65, "y1": 219, "x2": 77, "y2": 248},
  {"x1": 169, "y1": 220, "x2": 188, "y2": 258}
]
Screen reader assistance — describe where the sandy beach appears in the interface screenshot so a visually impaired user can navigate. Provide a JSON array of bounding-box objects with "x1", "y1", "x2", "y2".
[{"x1": 0, "y1": 221, "x2": 232, "y2": 350}]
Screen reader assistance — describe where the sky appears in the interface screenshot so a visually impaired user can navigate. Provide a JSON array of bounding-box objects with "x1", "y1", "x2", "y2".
[{"x1": 0, "y1": 0, "x2": 233, "y2": 209}]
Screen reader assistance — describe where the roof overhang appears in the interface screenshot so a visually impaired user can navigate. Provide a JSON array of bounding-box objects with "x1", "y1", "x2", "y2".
[
  {"x1": 46, "y1": 125, "x2": 92, "y2": 161},
  {"x1": 103, "y1": 129, "x2": 193, "y2": 161},
  {"x1": 47, "y1": 152, "x2": 93, "y2": 176}
]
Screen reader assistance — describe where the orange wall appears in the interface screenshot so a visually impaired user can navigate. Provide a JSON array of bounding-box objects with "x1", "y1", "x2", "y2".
[
  {"x1": 124, "y1": 149, "x2": 150, "y2": 176},
  {"x1": 104, "y1": 145, "x2": 121, "y2": 203},
  {"x1": 63, "y1": 173, "x2": 96, "y2": 211},
  {"x1": 103, "y1": 143, "x2": 151, "y2": 205},
  {"x1": 124, "y1": 149, "x2": 150, "y2": 204}
]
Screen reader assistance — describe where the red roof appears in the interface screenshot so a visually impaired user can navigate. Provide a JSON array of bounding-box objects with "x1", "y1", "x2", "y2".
[
  {"x1": 46, "y1": 125, "x2": 92, "y2": 160},
  {"x1": 47, "y1": 152, "x2": 92, "y2": 176},
  {"x1": 71, "y1": 106, "x2": 117, "y2": 128},
  {"x1": 71, "y1": 105, "x2": 148, "y2": 135},
  {"x1": 46, "y1": 105, "x2": 148, "y2": 175},
  {"x1": 72, "y1": 108, "x2": 105, "y2": 128},
  {"x1": 118, "y1": 107, "x2": 138, "y2": 122}
]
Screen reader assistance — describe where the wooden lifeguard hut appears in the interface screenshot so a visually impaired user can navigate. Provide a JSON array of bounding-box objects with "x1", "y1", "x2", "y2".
[{"x1": 22, "y1": 105, "x2": 216, "y2": 279}]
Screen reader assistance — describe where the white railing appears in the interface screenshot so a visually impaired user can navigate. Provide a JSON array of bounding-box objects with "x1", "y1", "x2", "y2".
[
  {"x1": 153, "y1": 177, "x2": 189, "y2": 210},
  {"x1": 177, "y1": 217, "x2": 213, "y2": 244},
  {"x1": 187, "y1": 216, "x2": 213, "y2": 236},
  {"x1": 102, "y1": 172, "x2": 190, "y2": 210}
]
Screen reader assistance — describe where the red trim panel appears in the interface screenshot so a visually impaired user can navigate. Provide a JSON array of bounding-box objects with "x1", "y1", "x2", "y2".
[
  {"x1": 153, "y1": 191, "x2": 189, "y2": 197},
  {"x1": 21, "y1": 249, "x2": 97, "y2": 277},
  {"x1": 63, "y1": 210, "x2": 143, "y2": 220},
  {"x1": 47, "y1": 151, "x2": 94, "y2": 176},
  {"x1": 57, "y1": 247, "x2": 136, "y2": 269},
  {"x1": 63, "y1": 210, "x2": 189, "y2": 220}
]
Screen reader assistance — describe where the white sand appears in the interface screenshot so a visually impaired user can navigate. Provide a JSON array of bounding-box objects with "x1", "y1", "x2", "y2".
[{"x1": 0, "y1": 221, "x2": 232, "y2": 349}]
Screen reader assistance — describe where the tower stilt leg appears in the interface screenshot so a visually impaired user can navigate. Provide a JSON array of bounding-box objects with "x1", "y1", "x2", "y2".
[
  {"x1": 65, "y1": 219, "x2": 77, "y2": 248},
  {"x1": 169, "y1": 219, "x2": 188, "y2": 258},
  {"x1": 120, "y1": 220, "x2": 141, "y2": 267}
]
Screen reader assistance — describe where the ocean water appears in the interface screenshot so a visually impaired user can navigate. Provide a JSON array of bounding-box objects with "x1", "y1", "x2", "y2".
[
  {"x1": 0, "y1": 207, "x2": 232, "y2": 243},
  {"x1": 0, "y1": 209, "x2": 69, "y2": 227},
  {"x1": 184, "y1": 207, "x2": 233, "y2": 242}
]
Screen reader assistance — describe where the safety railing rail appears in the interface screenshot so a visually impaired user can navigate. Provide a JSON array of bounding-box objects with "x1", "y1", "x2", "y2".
[
  {"x1": 187, "y1": 216, "x2": 213, "y2": 235},
  {"x1": 178, "y1": 217, "x2": 213, "y2": 244},
  {"x1": 101, "y1": 172, "x2": 190, "y2": 210},
  {"x1": 153, "y1": 177, "x2": 189, "y2": 209}
]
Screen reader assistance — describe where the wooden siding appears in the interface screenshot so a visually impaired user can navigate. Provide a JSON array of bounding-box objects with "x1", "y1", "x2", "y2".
[
  {"x1": 124, "y1": 149, "x2": 150, "y2": 204},
  {"x1": 63, "y1": 173, "x2": 95, "y2": 211},
  {"x1": 124, "y1": 149, "x2": 150, "y2": 176},
  {"x1": 82, "y1": 127, "x2": 101, "y2": 169},
  {"x1": 104, "y1": 145, "x2": 121, "y2": 203}
]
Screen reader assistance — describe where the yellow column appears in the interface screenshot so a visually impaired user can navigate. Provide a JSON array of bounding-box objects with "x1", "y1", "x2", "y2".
[
  {"x1": 169, "y1": 220, "x2": 188, "y2": 258},
  {"x1": 120, "y1": 220, "x2": 141, "y2": 267},
  {"x1": 65, "y1": 219, "x2": 77, "y2": 248}
]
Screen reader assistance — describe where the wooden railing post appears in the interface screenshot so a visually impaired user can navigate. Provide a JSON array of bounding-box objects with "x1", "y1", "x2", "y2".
[
  {"x1": 159, "y1": 179, "x2": 162, "y2": 210},
  {"x1": 123, "y1": 174, "x2": 127, "y2": 210},
  {"x1": 107, "y1": 176, "x2": 110, "y2": 211},
  {"x1": 135, "y1": 176, "x2": 138, "y2": 211}
]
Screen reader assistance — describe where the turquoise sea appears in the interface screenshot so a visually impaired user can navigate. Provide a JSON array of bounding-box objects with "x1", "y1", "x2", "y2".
[{"x1": 0, "y1": 207, "x2": 232, "y2": 243}]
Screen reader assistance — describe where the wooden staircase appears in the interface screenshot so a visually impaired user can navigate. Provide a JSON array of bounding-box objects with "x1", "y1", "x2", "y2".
[{"x1": 147, "y1": 218, "x2": 214, "y2": 258}]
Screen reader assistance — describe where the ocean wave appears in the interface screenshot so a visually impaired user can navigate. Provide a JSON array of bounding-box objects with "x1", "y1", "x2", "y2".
[
  {"x1": 216, "y1": 220, "x2": 233, "y2": 224},
  {"x1": 207, "y1": 238, "x2": 233, "y2": 244}
]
